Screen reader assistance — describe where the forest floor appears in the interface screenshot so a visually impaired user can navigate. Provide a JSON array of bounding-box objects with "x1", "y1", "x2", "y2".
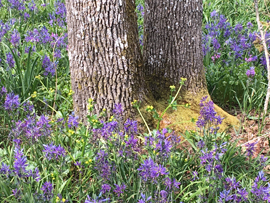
[{"x1": 230, "y1": 110, "x2": 270, "y2": 158}]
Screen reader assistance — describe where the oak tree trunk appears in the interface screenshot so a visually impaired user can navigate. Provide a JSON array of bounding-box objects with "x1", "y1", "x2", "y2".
[
  {"x1": 66, "y1": 0, "x2": 144, "y2": 121},
  {"x1": 143, "y1": 0, "x2": 206, "y2": 98}
]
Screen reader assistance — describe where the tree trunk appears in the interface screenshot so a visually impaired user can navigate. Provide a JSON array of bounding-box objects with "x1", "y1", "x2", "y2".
[
  {"x1": 66, "y1": 0, "x2": 144, "y2": 121},
  {"x1": 143, "y1": 0, "x2": 206, "y2": 98}
]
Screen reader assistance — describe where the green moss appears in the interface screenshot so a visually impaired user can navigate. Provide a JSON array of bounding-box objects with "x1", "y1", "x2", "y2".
[{"x1": 136, "y1": 88, "x2": 240, "y2": 134}]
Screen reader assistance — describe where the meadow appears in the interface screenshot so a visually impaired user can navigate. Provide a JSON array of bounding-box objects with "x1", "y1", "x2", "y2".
[{"x1": 0, "y1": 0, "x2": 270, "y2": 202}]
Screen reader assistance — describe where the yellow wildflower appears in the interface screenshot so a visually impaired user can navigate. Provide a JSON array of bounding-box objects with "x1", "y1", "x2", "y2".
[{"x1": 31, "y1": 91, "x2": 37, "y2": 98}]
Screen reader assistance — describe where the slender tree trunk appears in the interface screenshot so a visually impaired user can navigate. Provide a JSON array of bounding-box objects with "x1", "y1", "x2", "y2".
[
  {"x1": 66, "y1": 0, "x2": 144, "y2": 121},
  {"x1": 143, "y1": 0, "x2": 206, "y2": 98}
]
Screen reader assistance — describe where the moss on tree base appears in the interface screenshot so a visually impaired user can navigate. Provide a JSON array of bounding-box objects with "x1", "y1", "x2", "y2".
[{"x1": 137, "y1": 88, "x2": 240, "y2": 134}]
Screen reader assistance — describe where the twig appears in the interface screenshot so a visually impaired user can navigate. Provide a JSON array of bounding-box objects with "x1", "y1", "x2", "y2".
[{"x1": 254, "y1": 0, "x2": 270, "y2": 115}]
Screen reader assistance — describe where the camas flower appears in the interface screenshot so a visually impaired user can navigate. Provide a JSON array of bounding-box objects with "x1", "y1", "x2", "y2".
[
  {"x1": 6, "y1": 52, "x2": 15, "y2": 69},
  {"x1": 67, "y1": 114, "x2": 79, "y2": 128},
  {"x1": 10, "y1": 29, "x2": 20, "y2": 46},
  {"x1": 246, "y1": 67, "x2": 255, "y2": 77},
  {"x1": 101, "y1": 184, "x2": 111, "y2": 194},
  {"x1": 85, "y1": 195, "x2": 110, "y2": 203},
  {"x1": 138, "y1": 157, "x2": 168, "y2": 183},
  {"x1": 4, "y1": 93, "x2": 20, "y2": 111},
  {"x1": 13, "y1": 147, "x2": 28, "y2": 178},
  {"x1": 41, "y1": 181, "x2": 53, "y2": 201},
  {"x1": 196, "y1": 96, "x2": 223, "y2": 131},
  {"x1": 245, "y1": 142, "x2": 257, "y2": 157},
  {"x1": 113, "y1": 183, "x2": 126, "y2": 197},
  {"x1": 43, "y1": 143, "x2": 66, "y2": 161}
]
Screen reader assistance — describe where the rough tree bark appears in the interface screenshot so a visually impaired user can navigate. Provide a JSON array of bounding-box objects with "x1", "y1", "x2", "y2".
[
  {"x1": 66, "y1": 0, "x2": 144, "y2": 121},
  {"x1": 66, "y1": 0, "x2": 239, "y2": 130},
  {"x1": 143, "y1": 0, "x2": 206, "y2": 98}
]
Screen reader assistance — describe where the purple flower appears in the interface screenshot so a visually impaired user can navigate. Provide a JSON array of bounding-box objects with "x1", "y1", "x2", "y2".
[
  {"x1": 95, "y1": 150, "x2": 111, "y2": 181},
  {"x1": 43, "y1": 143, "x2": 66, "y2": 161},
  {"x1": 235, "y1": 23, "x2": 243, "y2": 32},
  {"x1": 137, "y1": 4, "x2": 144, "y2": 12},
  {"x1": 160, "y1": 190, "x2": 168, "y2": 200},
  {"x1": 54, "y1": 49, "x2": 61, "y2": 58},
  {"x1": 218, "y1": 190, "x2": 233, "y2": 202},
  {"x1": 247, "y1": 22, "x2": 253, "y2": 29},
  {"x1": 101, "y1": 184, "x2": 111, "y2": 194},
  {"x1": 13, "y1": 147, "x2": 28, "y2": 178},
  {"x1": 8, "y1": 0, "x2": 26, "y2": 11},
  {"x1": 6, "y1": 52, "x2": 15, "y2": 69},
  {"x1": 85, "y1": 196, "x2": 110, "y2": 203},
  {"x1": 4, "y1": 93, "x2": 20, "y2": 111},
  {"x1": 192, "y1": 171, "x2": 199, "y2": 181},
  {"x1": 0, "y1": 163, "x2": 11, "y2": 177},
  {"x1": 196, "y1": 96, "x2": 223, "y2": 131},
  {"x1": 112, "y1": 103, "x2": 123, "y2": 115},
  {"x1": 197, "y1": 140, "x2": 205, "y2": 149},
  {"x1": 210, "y1": 10, "x2": 218, "y2": 19},
  {"x1": 39, "y1": 26, "x2": 52, "y2": 44},
  {"x1": 68, "y1": 115, "x2": 79, "y2": 128},
  {"x1": 124, "y1": 119, "x2": 137, "y2": 135},
  {"x1": 42, "y1": 55, "x2": 57, "y2": 76},
  {"x1": 25, "y1": 45, "x2": 36, "y2": 53},
  {"x1": 0, "y1": 86, "x2": 7, "y2": 96},
  {"x1": 246, "y1": 67, "x2": 255, "y2": 77},
  {"x1": 10, "y1": 29, "x2": 20, "y2": 46},
  {"x1": 113, "y1": 183, "x2": 126, "y2": 197},
  {"x1": 12, "y1": 188, "x2": 21, "y2": 199},
  {"x1": 137, "y1": 158, "x2": 168, "y2": 182},
  {"x1": 212, "y1": 38, "x2": 220, "y2": 50},
  {"x1": 225, "y1": 177, "x2": 240, "y2": 190},
  {"x1": 245, "y1": 142, "x2": 257, "y2": 156},
  {"x1": 237, "y1": 188, "x2": 248, "y2": 201},
  {"x1": 41, "y1": 181, "x2": 53, "y2": 201},
  {"x1": 138, "y1": 193, "x2": 151, "y2": 203}
]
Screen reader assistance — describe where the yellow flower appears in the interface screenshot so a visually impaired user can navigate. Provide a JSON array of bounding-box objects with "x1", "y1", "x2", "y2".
[
  {"x1": 31, "y1": 91, "x2": 37, "y2": 98},
  {"x1": 146, "y1": 105, "x2": 154, "y2": 112},
  {"x1": 68, "y1": 90, "x2": 74, "y2": 96},
  {"x1": 131, "y1": 100, "x2": 138, "y2": 106},
  {"x1": 185, "y1": 103, "x2": 190, "y2": 107},
  {"x1": 88, "y1": 98, "x2": 93, "y2": 103},
  {"x1": 185, "y1": 158, "x2": 188, "y2": 162},
  {"x1": 35, "y1": 75, "x2": 41, "y2": 80},
  {"x1": 102, "y1": 108, "x2": 106, "y2": 112},
  {"x1": 109, "y1": 116, "x2": 114, "y2": 122},
  {"x1": 170, "y1": 85, "x2": 175, "y2": 90},
  {"x1": 87, "y1": 104, "x2": 93, "y2": 110},
  {"x1": 49, "y1": 88, "x2": 54, "y2": 93},
  {"x1": 62, "y1": 198, "x2": 66, "y2": 202},
  {"x1": 85, "y1": 161, "x2": 89, "y2": 164},
  {"x1": 68, "y1": 129, "x2": 75, "y2": 135},
  {"x1": 88, "y1": 159, "x2": 92, "y2": 163},
  {"x1": 124, "y1": 134, "x2": 128, "y2": 139},
  {"x1": 56, "y1": 196, "x2": 60, "y2": 202},
  {"x1": 181, "y1": 77, "x2": 187, "y2": 81}
]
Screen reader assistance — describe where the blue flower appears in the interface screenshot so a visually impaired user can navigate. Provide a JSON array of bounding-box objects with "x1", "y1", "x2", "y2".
[{"x1": 4, "y1": 93, "x2": 20, "y2": 111}]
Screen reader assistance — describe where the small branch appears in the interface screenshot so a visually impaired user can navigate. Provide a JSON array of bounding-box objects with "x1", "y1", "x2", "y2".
[{"x1": 254, "y1": 0, "x2": 270, "y2": 115}]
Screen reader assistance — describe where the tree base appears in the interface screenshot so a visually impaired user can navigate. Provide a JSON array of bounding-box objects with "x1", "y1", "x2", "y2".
[{"x1": 137, "y1": 89, "x2": 240, "y2": 134}]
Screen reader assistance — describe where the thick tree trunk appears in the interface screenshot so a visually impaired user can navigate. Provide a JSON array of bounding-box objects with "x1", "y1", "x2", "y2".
[
  {"x1": 143, "y1": 0, "x2": 206, "y2": 98},
  {"x1": 66, "y1": 0, "x2": 144, "y2": 121}
]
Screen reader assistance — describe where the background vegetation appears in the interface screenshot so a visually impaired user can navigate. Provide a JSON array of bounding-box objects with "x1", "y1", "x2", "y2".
[{"x1": 0, "y1": 0, "x2": 270, "y2": 202}]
